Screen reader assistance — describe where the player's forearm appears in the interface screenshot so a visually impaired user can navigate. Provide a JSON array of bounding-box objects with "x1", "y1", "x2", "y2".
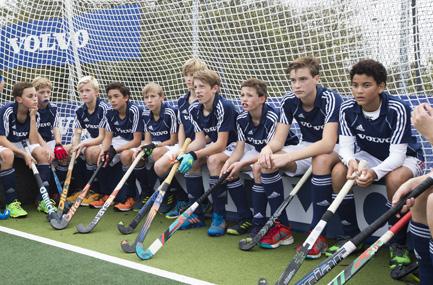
[
  {"x1": 227, "y1": 142, "x2": 245, "y2": 163},
  {"x1": 338, "y1": 135, "x2": 356, "y2": 165},
  {"x1": 195, "y1": 139, "x2": 227, "y2": 159},
  {"x1": 177, "y1": 125, "x2": 186, "y2": 146},
  {"x1": 372, "y1": 144, "x2": 408, "y2": 180},
  {"x1": 53, "y1": 127, "x2": 62, "y2": 145},
  {"x1": 290, "y1": 138, "x2": 335, "y2": 162},
  {"x1": 158, "y1": 133, "x2": 177, "y2": 147}
]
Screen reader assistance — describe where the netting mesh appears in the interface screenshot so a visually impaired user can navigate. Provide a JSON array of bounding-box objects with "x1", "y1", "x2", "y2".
[{"x1": 1, "y1": 0, "x2": 433, "y2": 168}]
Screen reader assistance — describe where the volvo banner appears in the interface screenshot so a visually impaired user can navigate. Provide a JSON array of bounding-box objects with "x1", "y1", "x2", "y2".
[{"x1": 0, "y1": 3, "x2": 141, "y2": 70}]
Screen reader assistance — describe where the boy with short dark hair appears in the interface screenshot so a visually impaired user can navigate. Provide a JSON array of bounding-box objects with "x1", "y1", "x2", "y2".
[
  {"x1": 0, "y1": 82, "x2": 54, "y2": 216},
  {"x1": 94, "y1": 82, "x2": 143, "y2": 212},
  {"x1": 177, "y1": 69, "x2": 238, "y2": 236},
  {"x1": 219, "y1": 78, "x2": 298, "y2": 236},
  {"x1": 331, "y1": 59, "x2": 424, "y2": 267},
  {"x1": 258, "y1": 56, "x2": 342, "y2": 255}
]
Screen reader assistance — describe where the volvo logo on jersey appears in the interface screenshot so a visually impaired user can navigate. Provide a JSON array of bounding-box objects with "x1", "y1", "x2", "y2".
[{"x1": 0, "y1": 3, "x2": 141, "y2": 70}]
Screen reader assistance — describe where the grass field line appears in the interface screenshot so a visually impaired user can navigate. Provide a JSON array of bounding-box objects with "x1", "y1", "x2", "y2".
[{"x1": 0, "y1": 225, "x2": 214, "y2": 285}]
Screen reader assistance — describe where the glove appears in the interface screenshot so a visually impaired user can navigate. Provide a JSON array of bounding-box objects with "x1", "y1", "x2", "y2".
[
  {"x1": 140, "y1": 143, "x2": 156, "y2": 158},
  {"x1": 177, "y1": 151, "x2": 197, "y2": 174},
  {"x1": 102, "y1": 145, "x2": 117, "y2": 167},
  {"x1": 54, "y1": 144, "x2": 68, "y2": 160}
]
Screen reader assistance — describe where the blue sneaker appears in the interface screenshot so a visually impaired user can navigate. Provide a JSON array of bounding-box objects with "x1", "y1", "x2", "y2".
[
  {"x1": 179, "y1": 213, "x2": 205, "y2": 230},
  {"x1": 208, "y1": 212, "x2": 226, "y2": 237},
  {"x1": 165, "y1": 200, "x2": 190, "y2": 219}
]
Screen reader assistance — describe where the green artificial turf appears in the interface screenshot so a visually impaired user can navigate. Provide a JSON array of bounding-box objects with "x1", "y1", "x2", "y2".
[{"x1": 0, "y1": 206, "x2": 406, "y2": 285}]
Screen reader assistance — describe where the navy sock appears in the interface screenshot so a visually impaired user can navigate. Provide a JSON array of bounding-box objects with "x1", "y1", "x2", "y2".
[
  {"x1": 262, "y1": 171, "x2": 288, "y2": 225},
  {"x1": 134, "y1": 165, "x2": 152, "y2": 196},
  {"x1": 409, "y1": 221, "x2": 433, "y2": 285},
  {"x1": 72, "y1": 158, "x2": 87, "y2": 189},
  {"x1": 251, "y1": 183, "x2": 266, "y2": 228},
  {"x1": 173, "y1": 178, "x2": 187, "y2": 201},
  {"x1": 0, "y1": 168, "x2": 17, "y2": 204},
  {"x1": 227, "y1": 178, "x2": 251, "y2": 220},
  {"x1": 114, "y1": 165, "x2": 128, "y2": 203},
  {"x1": 310, "y1": 174, "x2": 332, "y2": 228},
  {"x1": 429, "y1": 239, "x2": 433, "y2": 269},
  {"x1": 209, "y1": 175, "x2": 227, "y2": 216},
  {"x1": 146, "y1": 167, "x2": 158, "y2": 192},
  {"x1": 85, "y1": 163, "x2": 98, "y2": 192},
  {"x1": 37, "y1": 164, "x2": 51, "y2": 199},
  {"x1": 387, "y1": 201, "x2": 407, "y2": 245},
  {"x1": 185, "y1": 173, "x2": 204, "y2": 214},
  {"x1": 334, "y1": 192, "x2": 359, "y2": 237},
  {"x1": 55, "y1": 164, "x2": 68, "y2": 183}
]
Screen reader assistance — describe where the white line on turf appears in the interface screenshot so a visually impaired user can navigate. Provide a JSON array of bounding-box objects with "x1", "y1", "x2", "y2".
[{"x1": 0, "y1": 226, "x2": 214, "y2": 285}]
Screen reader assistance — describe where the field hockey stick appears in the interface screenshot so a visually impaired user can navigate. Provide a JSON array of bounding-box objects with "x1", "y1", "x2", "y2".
[
  {"x1": 22, "y1": 140, "x2": 59, "y2": 221},
  {"x1": 120, "y1": 139, "x2": 190, "y2": 253},
  {"x1": 135, "y1": 172, "x2": 229, "y2": 259},
  {"x1": 50, "y1": 164, "x2": 103, "y2": 230},
  {"x1": 57, "y1": 129, "x2": 81, "y2": 216},
  {"x1": 75, "y1": 143, "x2": 158, "y2": 234},
  {"x1": 239, "y1": 166, "x2": 312, "y2": 251},
  {"x1": 328, "y1": 211, "x2": 412, "y2": 285},
  {"x1": 51, "y1": 165, "x2": 63, "y2": 194},
  {"x1": 275, "y1": 160, "x2": 367, "y2": 285},
  {"x1": 117, "y1": 189, "x2": 159, "y2": 235},
  {"x1": 295, "y1": 175, "x2": 433, "y2": 285}
]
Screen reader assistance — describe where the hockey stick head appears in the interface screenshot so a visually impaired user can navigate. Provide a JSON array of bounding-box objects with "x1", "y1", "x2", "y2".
[
  {"x1": 47, "y1": 211, "x2": 61, "y2": 222},
  {"x1": 50, "y1": 214, "x2": 69, "y2": 230},
  {"x1": 120, "y1": 239, "x2": 136, "y2": 253},
  {"x1": 117, "y1": 221, "x2": 134, "y2": 235},
  {"x1": 136, "y1": 248, "x2": 154, "y2": 260},
  {"x1": 238, "y1": 237, "x2": 256, "y2": 251},
  {"x1": 75, "y1": 223, "x2": 92, "y2": 234},
  {"x1": 0, "y1": 209, "x2": 10, "y2": 220}
]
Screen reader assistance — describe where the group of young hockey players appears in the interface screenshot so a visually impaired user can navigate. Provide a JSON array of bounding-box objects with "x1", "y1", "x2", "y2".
[{"x1": 0, "y1": 56, "x2": 432, "y2": 284}]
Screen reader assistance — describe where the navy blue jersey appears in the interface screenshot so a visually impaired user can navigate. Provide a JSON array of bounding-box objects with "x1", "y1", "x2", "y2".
[
  {"x1": 74, "y1": 98, "x2": 109, "y2": 138},
  {"x1": 279, "y1": 86, "x2": 342, "y2": 143},
  {"x1": 237, "y1": 104, "x2": 299, "y2": 152},
  {"x1": 38, "y1": 103, "x2": 60, "y2": 142},
  {"x1": 340, "y1": 92, "x2": 423, "y2": 161},
  {"x1": 105, "y1": 101, "x2": 143, "y2": 140},
  {"x1": 0, "y1": 102, "x2": 38, "y2": 142},
  {"x1": 190, "y1": 94, "x2": 238, "y2": 144},
  {"x1": 143, "y1": 103, "x2": 177, "y2": 143},
  {"x1": 177, "y1": 91, "x2": 198, "y2": 140}
]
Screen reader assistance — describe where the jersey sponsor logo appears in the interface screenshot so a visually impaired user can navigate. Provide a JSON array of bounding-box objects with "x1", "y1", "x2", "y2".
[
  {"x1": 357, "y1": 133, "x2": 391, "y2": 143},
  {"x1": 12, "y1": 130, "x2": 28, "y2": 137},
  {"x1": 86, "y1": 124, "x2": 99, "y2": 129},
  {"x1": 115, "y1": 128, "x2": 132, "y2": 134},
  {"x1": 356, "y1": 124, "x2": 365, "y2": 132},
  {"x1": 203, "y1": 126, "x2": 218, "y2": 133},
  {"x1": 246, "y1": 137, "x2": 266, "y2": 146},
  {"x1": 151, "y1": 130, "x2": 168, "y2": 136},
  {"x1": 9, "y1": 30, "x2": 89, "y2": 54},
  {"x1": 298, "y1": 121, "x2": 324, "y2": 131},
  {"x1": 38, "y1": 122, "x2": 52, "y2": 127}
]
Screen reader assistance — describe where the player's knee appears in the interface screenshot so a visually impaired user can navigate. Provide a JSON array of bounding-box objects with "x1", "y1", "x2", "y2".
[
  {"x1": 154, "y1": 157, "x2": 169, "y2": 177},
  {"x1": 0, "y1": 148, "x2": 14, "y2": 164},
  {"x1": 331, "y1": 162, "x2": 347, "y2": 193},
  {"x1": 33, "y1": 147, "x2": 50, "y2": 163},
  {"x1": 119, "y1": 150, "x2": 133, "y2": 165},
  {"x1": 312, "y1": 153, "x2": 336, "y2": 173},
  {"x1": 206, "y1": 154, "x2": 223, "y2": 173},
  {"x1": 151, "y1": 147, "x2": 167, "y2": 162},
  {"x1": 386, "y1": 170, "x2": 413, "y2": 199}
]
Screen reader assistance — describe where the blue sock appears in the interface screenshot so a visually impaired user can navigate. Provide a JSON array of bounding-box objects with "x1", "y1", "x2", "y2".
[
  {"x1": 0, "y1": 168, "x2": 17, "y2": 204},
  {"x1": 334, "y1": 192, "x2": 359, "y2": 237},
  {"x1": 185, "y1": 173, "x2": 204, "y2": 215},
  {"x1": 262, "y1": 171, "x2": 288, "y2": 225},
  {"x1": 387, "y1": 201, "x2": 407, "y2": 245},
  {"x1": 209, "y1": 175, "x2": 227, "y2": 216},
  {"x1": 251, "y1": 183, "x2": 266, "y2": 228},
  {"x1": 55, "y1": 164, "x2": 68, "y2": 183},
  {"x1": 227, "y1": 178, "x2": 251, "y2": 220},
  {"x1": 310, "y1": 174, "x2": 332, "y2": 228},
  {"x1": 409, "y1": 221, "x2": 433, "y2": 285},
  {"x1": 134, "y1": 165, "x2": 153, "y2": 196}
]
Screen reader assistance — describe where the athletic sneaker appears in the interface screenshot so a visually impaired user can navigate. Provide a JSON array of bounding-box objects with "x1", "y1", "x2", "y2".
[
  {"x1": 259, "y1": 221, "x2": 294, "y2": 249},
  {"x1": 324, "y1": 236, "x2": 363, "y2": 257},
  {"x1": 158, "y1": 191, "x2": 176, "y2": 214},
  {"x1": 165, "y1": 200, "x2": 190, "y2": 219},
  {"x1": 6, "y1": 200, "x2": 28, "y2": 218},
  {"x1": 179, "y1": 213, "x2": 205, "y2": 230},
  {"x1": 133, "y1": 194, "x2": 152, "y2": 212},
  {"x1": 208, "y1": 212, "x2": 226, "y2": 236},
  {"x1": 66, "y1": 191, "x2": 81, "y2": 203},
  {"x1": 114, "y1": 197, "x2": 136, "y2": 212},
  {"x1": 89, "y1": 195, "x2": 109, "y2": 209},
  {"x1": 227, "y1": 219, "x2": 252, "y2": 235},
  {"x1": 37, "y1": 199, "x2": 57, "y2": 214},
  {"x1": 81, "y1": 192, "x2": 101, "y2": 206},
  {"x1": 389, "y1": 243, "x2": 412, "y2": 269},
  {"x1": 296, "y1": 234, "x2": 328, "y2": 259}
]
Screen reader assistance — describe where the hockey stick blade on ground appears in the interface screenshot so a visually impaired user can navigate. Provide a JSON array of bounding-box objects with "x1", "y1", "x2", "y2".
[
  {"x1": 117, "y1": 189, "x2": 159, "y2": 235},
  {"x1": 295, "y1": 175, "x2": 433, "y2": 285},
  {"x1": 135, "y1": 172, "x2": 229, "y2": 260},
  {"x1": 239, "y1": 166, "x2": 312, "y2": 251},
  {"x1": 120, "y1": 139, "x2": 190, "y2": 253},
  {"x1": 50, "y1": 164, "x2": 103, "y2": 230},
  {"x1": 75, "y1": 143, "x2": 157, "y2": 234}
]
